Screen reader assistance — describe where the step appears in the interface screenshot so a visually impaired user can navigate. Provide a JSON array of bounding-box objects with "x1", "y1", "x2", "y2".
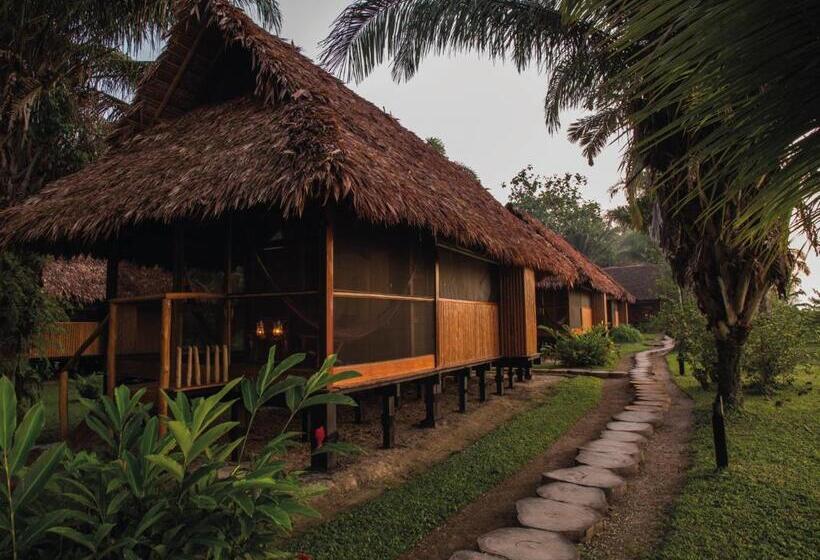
[
  {"x1": 579, "y1": 438, "x2": 642, "y2": 460},
  {"x1": 516, "y1": 497, "x2": 603, "y2": 542},
  {"x1": 536, "y1": 482, "x2": 608, "y2": 512},
  {"x1": 606, "y1": 421, "x2": 654, "y2": 437},
  {"x1": 477, "y1": 527, "x2": 579, "y2": 560},
  {"x1": 600, "y1": 429, "x2": 648, "y2": 445},
  {"x1": 450, "y1": 551, "x2": 506, "y2": 560},
  {"x1": 541, "y1": 465, "x2": 626, "y2": 500},
  {"x1": 613, "y1": 410, "x2": 663, "y2": 426},
  {"x1": 575, "y1": 450, "x2": 640, "y2": 477}
]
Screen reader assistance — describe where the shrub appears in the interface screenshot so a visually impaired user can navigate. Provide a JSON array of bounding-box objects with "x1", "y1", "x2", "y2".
[
  {"x1": 744, "y1": 299, "x2": 813, "y2": 394},
  {"x1": 610, "y1": 324, "x2": 642, "y2": 343},
  {"x1": 0, "y1": 348, "x2": 358, "y2": 559},
  {"x1": 74, "y1": 371, "x2": 103, "y2": 399},
  {"x1": 555, "y1": 326, "x2": 615, "y2": 367}
]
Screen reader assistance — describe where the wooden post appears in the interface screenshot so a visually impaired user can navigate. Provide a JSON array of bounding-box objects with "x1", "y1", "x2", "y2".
[
  {"x1": 193, "y1": 346, "x2": 201, "y2": 385},
  {"x1": 205, "y1": 345, "x2": 211, "y2": 384},
  {"x1": 213, "y1": 344, "x2": 220, "y2": 382},
  {"x1": 524, "y1": 365, "x2": 532, "y2": 380},
  {"x1": 495, "y1": 365, "x2": 504, "y2": 396},
  {"x1": 477, "y1": 367, "x2": 487, "y2": 403},
  {"x1": 106, "y1": 303, "x2": 118, "y2": 397},
  {"x1": 507, "y1": 367, "x2": 515, "y2": 389},
  {"x1": 186, "y1": 346, "x2": 193, "y2": 386},
  {"x1": 515, "y1": 366, "x2": 524, "y2": 383},
  {"x1": 309, "y1": 403, "x2": 338, "y2": 472},
  {"x1": 381, "y1": 386, "x2": 397, "y2": 449},
  {"x1": 457, "y1": 369, "x2": 468, "y2": 413},
  {"x1": 158, "y1": 298, "x2": 172, "y2": 433},
  {"x1": 175, "y1": 346, "x2": 182, "y2": 388},
  {"x1": 323, "y1": 211, "x2": 334, "y2": 359},
  {"x1": 58, "y1": 370, "x2": 69, "y2": 441},
  {"x1": 353, "y1": 395, "x2": 364, "y2": 424},
  {"x1": 421, "y1": 376, "x2": 441, "y2": 428},
  {"x1": 222, "y1": 344, "x2": 230, "y2": 382}
]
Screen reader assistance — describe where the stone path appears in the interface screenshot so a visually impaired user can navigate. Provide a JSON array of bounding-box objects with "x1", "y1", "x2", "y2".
[{"x1": 448, "y1": 338, "x2": 675, "y2": 560}]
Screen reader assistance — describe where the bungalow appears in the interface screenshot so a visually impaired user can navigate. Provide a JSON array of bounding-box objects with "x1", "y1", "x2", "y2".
[
  {"x1": 603, "y1": 264, "x2": 663, "y2": 324},
  {"x1": 507, "y1": 208, "x2": 634, "y2": 342},
  {"x1": 0, "y1": 1, "x2": 579, "y2": 468}
]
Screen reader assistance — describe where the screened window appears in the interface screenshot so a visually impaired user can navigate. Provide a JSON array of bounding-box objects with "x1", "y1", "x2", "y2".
[
  {"x1": 335, "y1": 222, "x2": 434, "y2": 296},
  {"x1": 333, "y1": 220, "x2": 435, "y2": 365},
  {"x1": 438, "y1": 248, "x2": 498, "y2": 302}
]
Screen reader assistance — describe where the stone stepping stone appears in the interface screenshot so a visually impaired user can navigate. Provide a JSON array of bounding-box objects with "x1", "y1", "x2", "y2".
[
  {"x1": 516, "y1": 497, "x2": 602, "y2": 541},
  {"x1": 450, "y1": 551, "x2": 505, "y2": 560},
  {"x1": 478, "y1": 527, "x2": 579, "y2": 560},
  {"x1": 575, "y1": 450, "x2": 640, "y2": 476},
  {"x1": 542, "y1": 465, "x2": 626, "y2": 500},
  {"x1": 625, "y1": 404, "x2": 667, "y2": 413},
  {"x1": 579, "y1": 438, "x2": 642, "y2": 459},
  {"x1": 606, "y1": 421, "x2": 654, "y2": 436},
  {"x1": 600, "y1": 429, "x2": 648, "y2": 445},
  {"x1": 613, "y1": 410, "x2": 663, "y2": 426},
  {"x1": 536, "y1": 482, "x2": 608, "y2": 512}
]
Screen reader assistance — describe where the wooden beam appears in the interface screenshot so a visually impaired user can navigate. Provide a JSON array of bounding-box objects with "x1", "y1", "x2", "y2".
[
  {"x1": 158, "y1": 298, "x2": 172, "y2": 434},
  {"x1": 58, "y1": 371, "x2": 68, "y2": 441},
  {"x1": 323, "y1": 210, "x2": 334, "y2": 358},
  {"x1": 106, "y1": 304, "x2": 118, "y2": 398},
  {"x1": 151, "y1": 23, "x2": 208, "y2": 124}
]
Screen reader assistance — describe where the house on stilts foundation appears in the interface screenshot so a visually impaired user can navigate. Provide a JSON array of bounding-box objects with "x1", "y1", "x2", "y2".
[{"x1": 1, "y1": 0, "x2": 587, "y2": 469}]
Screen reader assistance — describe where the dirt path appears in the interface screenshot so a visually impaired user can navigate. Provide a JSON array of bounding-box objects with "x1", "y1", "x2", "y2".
[
  {"x1": 581, "y1": 350, "x2": 695, "y2": 560},
  {"x1": 400, "y1": 374, "x2": 632, "y2": 560}
]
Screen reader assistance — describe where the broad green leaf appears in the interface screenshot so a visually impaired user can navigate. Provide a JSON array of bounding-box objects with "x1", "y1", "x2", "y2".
[
  {"x1": 188, "y1": 422, "x2": 238, "y2": 463},
  {"x1": 9, "y1": 402, "x2": 44, "y2": 474},
  {"x1": 167, "y1": 421, "x2": 193, "y2": 460},
  {"x1": 12, "y1": 443, "x2": 65, "y2": 511},
  {"x1": 146, "y1": 454, "x2": 184, "y2": 482},
  {"x1": 299, "y1": 393, "x2": 357, "y2": 410},
  {"x1": 49, "y1": 526, "x2": 96, "y2": 551},
  {"x1": 0, "y1": 376, "x2": 17, "y2": 451}
]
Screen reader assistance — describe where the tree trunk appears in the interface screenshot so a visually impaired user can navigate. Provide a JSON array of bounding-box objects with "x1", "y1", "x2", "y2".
[{"x1": 713, "y1": 327, "x2": 749, "y2": 409}]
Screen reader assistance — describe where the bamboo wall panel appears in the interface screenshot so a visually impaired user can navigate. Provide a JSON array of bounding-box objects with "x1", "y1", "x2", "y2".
[
  {"x1": 569, "y1": 290, "x2": 593, "y2": 331},
  {"x1": 32, "y1": 322, "x2": 102, "y2": 358},
  {"x1": 437, "y1": 299, "x2": 500, "y2": 368},
  {"x1": 499, "y1": 267, "x2": 538, "y2": 357},
  {"x1": 117, "y1": 304, "x2": 162, "y2": 354}
]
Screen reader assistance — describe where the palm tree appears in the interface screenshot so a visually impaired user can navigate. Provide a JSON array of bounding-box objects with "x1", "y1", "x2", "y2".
[
  {"x1": 321, "y1": 0, "x2": 795, "y2": 410},
  {"x1": 1, "y1": 0, "x2": 281, "y2": 205}
]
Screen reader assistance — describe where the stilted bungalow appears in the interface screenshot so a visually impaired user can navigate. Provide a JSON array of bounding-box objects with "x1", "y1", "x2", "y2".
[
  {"x1": 1, "y1": 1, "x2": 577, "y2": 468},
  {"x1": 507, "y1": 208, "x2": 634, "y2": 342}
]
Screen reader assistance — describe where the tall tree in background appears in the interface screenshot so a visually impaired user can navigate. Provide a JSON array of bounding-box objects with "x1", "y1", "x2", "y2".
[{"x1": 321, "y1": 0, "x2": 797, "y2": 411}]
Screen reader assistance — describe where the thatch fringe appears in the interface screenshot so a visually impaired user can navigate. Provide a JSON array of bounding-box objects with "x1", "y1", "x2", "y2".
[{"x1": 508, "y1": 206, "x2": 635, "y2": 302}]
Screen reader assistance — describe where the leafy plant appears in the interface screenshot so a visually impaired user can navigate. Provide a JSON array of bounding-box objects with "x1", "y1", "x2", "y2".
[
  {"x1": 554, "y1": 326, "x2": 616, "y2": 368},
  {"x1": 74, "y1": 372, "x2": 103, "y2": 400},
  {"x1": 743, "y1": 299, "x2": 814, "y2": 394},
  {"x1": 0, "y1": 348, "x2": 358, "y2": 559},
  {"x1": 610, "y1": 324, "x2": 642, "y2": 343}
]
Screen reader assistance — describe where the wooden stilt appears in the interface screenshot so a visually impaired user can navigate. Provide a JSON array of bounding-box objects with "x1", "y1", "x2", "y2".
[
  {"x1": 507, "y1": 367, "x2": 515, "y2": 389},
  {"x1": 58, "y1": 370, "x2": 69, "y2": 441},
  {"x1": 457, "y1": 369, "x2": 468, "y2": 413},
  {"x1": 421, "y1": 377, "x2": 441, "y2": 428},
  {"x1": 515, "y1": 367, "x2": 524, "y2": 382},
  {"x1": 353, "y1": 395, "x2": 364, "y2": 424},
  {"x1": 477, "y1": 367, "x2": 487, "y2": 403},
  {"x1": 158, "y1": 298, "x2": 172, "y2": 433},
  {"x1": 525, "y1": 366, "x2": 532, "y2": 380},
  {"x1": 495, "y1": 365, "x2": 504, "y2": 396},
  {"x1": 310, "y1": 404, "x2": 338, "y2": 472},
  {"x1": 381, "y1": 387, "x2": 397, "y2": 449},
  {"x1": 394, "y1": 383, "x2": 402, "y2": 409}
]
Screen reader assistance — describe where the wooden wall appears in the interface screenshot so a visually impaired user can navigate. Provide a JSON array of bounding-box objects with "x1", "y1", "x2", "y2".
[
  {"x1": 32, "y1": 322, "x2": 102, "y2": 358},
  {"x1": 592, "y1": 292, "x2": 608, "y2": 326},
  {"x1": 568, "y1": 290, "x2": 593, "y2": 331},
  {"x1": 437, "y1": 299, "x2": 500, "y2": 367},
  {"x1": 499, "y1": 267, "x2": 538, "y2": 357}
]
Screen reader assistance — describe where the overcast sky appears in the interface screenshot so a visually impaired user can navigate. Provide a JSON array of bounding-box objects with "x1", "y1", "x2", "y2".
[{"x1": 140, "y1": 0, "x2": 818, "y2": 297}]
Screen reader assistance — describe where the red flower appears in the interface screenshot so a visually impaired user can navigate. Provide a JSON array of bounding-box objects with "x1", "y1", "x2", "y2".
[
  {"x1": 314, "y1": 426, "x2": 326, "y2": 448},
  {"x1": 296, "y1": 553, "x2": 312, "y2": 560}
]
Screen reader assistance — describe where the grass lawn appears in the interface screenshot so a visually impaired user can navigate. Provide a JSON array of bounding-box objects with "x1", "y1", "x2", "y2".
[
  {"x1": 288, "y1": 376, "x2": 603, "y2": 560},
  {"x1": 650, "y1": 354, "x2": 820, "y2": 560},
  {"x1": 40, "y1": 380, "x2": 88, "y2": 442}
]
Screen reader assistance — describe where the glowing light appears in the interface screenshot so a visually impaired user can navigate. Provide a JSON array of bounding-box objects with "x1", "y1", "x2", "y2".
[
  {"x1": 271, "y1": 320, "x2": 285, "y2": 338},
  {"x1": 255, "y1": 321, "x2": 265, "y2": 338}
]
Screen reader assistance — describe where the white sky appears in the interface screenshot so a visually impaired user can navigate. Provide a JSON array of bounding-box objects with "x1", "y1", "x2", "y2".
[{"x1": 140, "y1": 0, "x2": 819, "y2": 298}]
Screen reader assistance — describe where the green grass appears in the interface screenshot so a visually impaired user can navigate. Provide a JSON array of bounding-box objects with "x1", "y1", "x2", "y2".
[
  {"x1": 288, "y1": 376, "x2": 603, "y2": 560},
  {"x1": 650, "y1": 354, "x2": 820, "y2": 560},
  {"x1": 40, "y1": 381, "x2": 87, "y2": 442}
]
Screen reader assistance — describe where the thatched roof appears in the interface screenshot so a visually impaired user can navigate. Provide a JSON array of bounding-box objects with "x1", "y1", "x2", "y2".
[
  {"x1": 0, "y1": 0, "x2": 576, "y2": 282},
  {"x1": 508, "y1": 206, "x2": 635, "y2": 302},
  {"x1": 603, "y1": 264, "x2": 662, "y2": 302}
]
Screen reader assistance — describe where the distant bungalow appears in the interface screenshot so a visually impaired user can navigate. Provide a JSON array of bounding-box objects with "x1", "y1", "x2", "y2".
[{"x1": 2, "y1": 0, "x2": 630, "y2": 467}]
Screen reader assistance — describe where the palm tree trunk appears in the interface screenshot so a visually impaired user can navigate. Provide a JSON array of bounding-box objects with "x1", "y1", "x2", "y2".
[{"x1": 713, "y1": 326, "x2": 749, "y2": 409}]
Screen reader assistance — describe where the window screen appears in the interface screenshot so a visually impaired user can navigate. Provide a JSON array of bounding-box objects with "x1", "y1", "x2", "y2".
[
  {"x1": 333, "y1": 298, "x2": 434, "y2": 365},
  {"x1": 335, "y1": 222, "x2": 434, "y2": 296},
  {"x1": 438, "y1": 248, "x2": 498, "y2": 302}
]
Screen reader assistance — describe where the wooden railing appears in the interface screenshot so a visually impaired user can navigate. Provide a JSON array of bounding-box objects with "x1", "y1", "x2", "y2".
[{"x1": 174, "y1": 344, "x2": 230, "y2": 389}]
